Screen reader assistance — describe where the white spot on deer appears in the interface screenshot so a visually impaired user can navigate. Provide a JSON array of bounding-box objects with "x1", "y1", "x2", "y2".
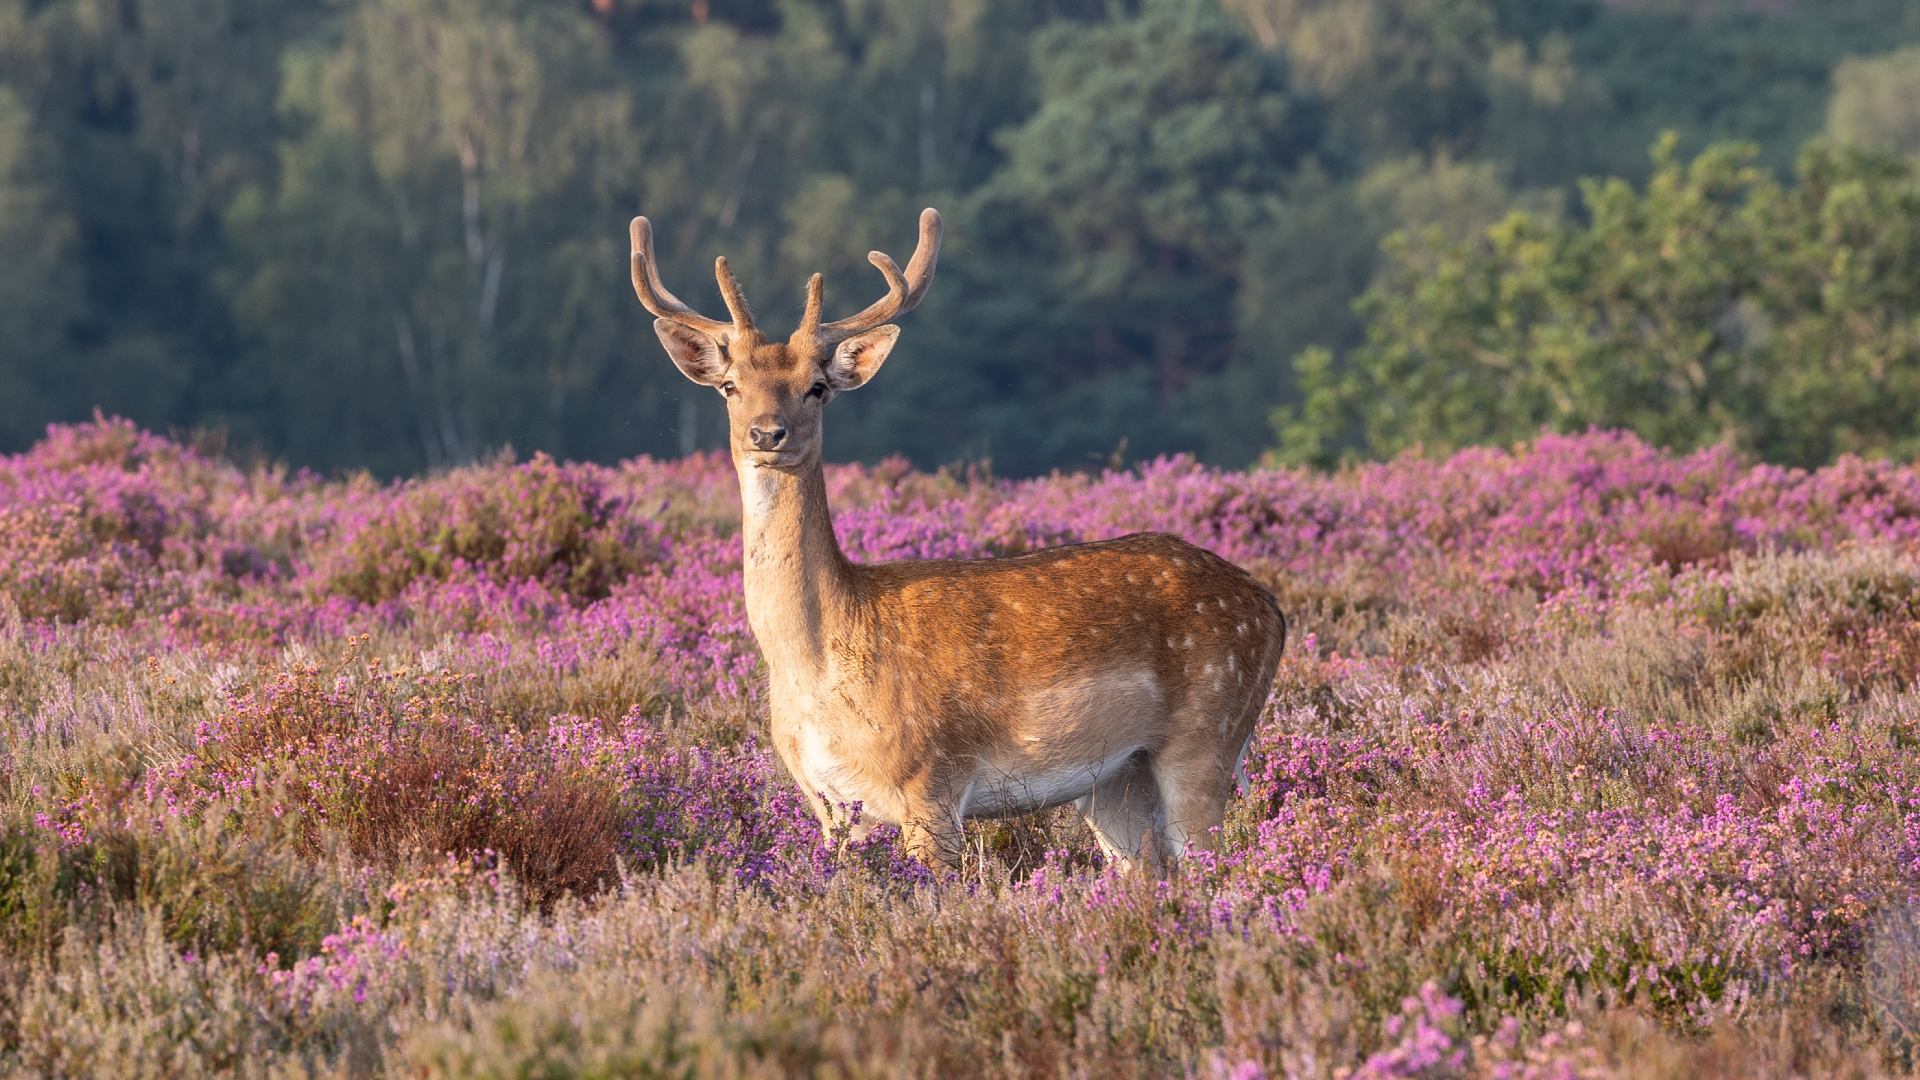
[
  {"x1": 1194, "y1": 602, "x2": 1207, "y2": 613},
  {"x1": 1236, "y1": 622, "x2": 1248, "y2": 636},
  {"x1": 1183, "y1": 634, "x2": 1195, "y2": 649}
]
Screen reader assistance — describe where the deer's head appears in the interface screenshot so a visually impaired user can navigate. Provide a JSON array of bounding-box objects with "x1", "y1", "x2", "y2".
[{"x1": 630, "y1": 209, "x2": 941, "y2": 472}]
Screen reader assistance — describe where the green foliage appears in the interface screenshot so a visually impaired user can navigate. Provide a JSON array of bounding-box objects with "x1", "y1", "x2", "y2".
[
  {"x1": 7, "y1": 0, "x2": 1920, "y2": 473},
  {"x1": 1567, "y1": 0, "x2": 1920, "y2": 175},
  {"x1": 1223, "y1": 0, "x2": 1603, "y2": 171},
  {"x1": 949, "y1": 0, "x2": 1321, "y2": 467},
  {"x1": 224, "y1": 0, "x2": 641, "y2": 473},
  {"x1": 1210, "y1": 154, "x2": 1535, "y2": 459},
  {"x1": 1278, "y1": 137, "x2": 1920, "y2": 467},
  {"x1": 1830, "y1": 45, "x2": 1920, "y2": 159},
  {"x1": 0, "y1": 87, "x2": 83, "y2": 449}
]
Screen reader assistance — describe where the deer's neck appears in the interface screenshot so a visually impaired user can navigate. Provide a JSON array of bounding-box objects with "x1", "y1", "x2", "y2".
[{"x1": 736, "y1": 459, "x2": 856, "y2": 679}]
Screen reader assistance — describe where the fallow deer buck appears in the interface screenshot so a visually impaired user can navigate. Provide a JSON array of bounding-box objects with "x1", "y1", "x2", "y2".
[{"x1": 629, "y1": 208, "x2": 1285, "y2": 869}]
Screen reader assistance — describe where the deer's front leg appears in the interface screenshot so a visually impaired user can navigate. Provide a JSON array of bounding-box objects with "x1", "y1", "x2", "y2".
[
  {"x1": 895, "y1": 765, "x2": 968, "y2": 870},
  {"x1": 898, "y1": 800, "x2": 965, "y2": 870},
  {"x1": 771, "y1": 721, "x2": 836, "y2": 834}
]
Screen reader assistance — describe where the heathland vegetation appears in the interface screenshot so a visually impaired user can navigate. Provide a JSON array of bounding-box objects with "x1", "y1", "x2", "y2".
[
  {"x1": 2, "y1": 417, "x2": 1919, "y2": 1073},
  {"x1": 4, "y1": 0, "x2": 1920, "y2": 474},
  {"x1": 7, "y1": 2, "x2": 1920, "y2": 1074}
]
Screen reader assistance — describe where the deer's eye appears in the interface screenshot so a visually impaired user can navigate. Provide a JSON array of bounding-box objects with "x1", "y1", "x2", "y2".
[
  {"x1": 807, "y1": 381, "x2": 828, "y2": 400},
  {"x1": 719, "y1": 381, "x2": 737, "y2": 397}
]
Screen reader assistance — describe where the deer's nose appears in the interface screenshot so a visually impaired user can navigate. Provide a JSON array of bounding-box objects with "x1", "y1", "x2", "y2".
[{"x1": 748, "y1": 422, "x2": 788, "y2": 451}]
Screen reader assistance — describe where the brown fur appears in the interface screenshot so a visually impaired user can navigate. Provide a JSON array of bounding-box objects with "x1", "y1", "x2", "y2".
[{"x1": 630, "y1": 209, "x2": 1286, "y2": 869}]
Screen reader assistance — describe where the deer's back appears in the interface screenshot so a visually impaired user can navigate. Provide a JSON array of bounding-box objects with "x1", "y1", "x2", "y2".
[{"x1": 835, "y1": 533, "x2": 1285, "y2": 776}]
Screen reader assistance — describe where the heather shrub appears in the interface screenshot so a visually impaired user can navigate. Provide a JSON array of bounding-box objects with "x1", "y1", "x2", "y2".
[
  {"x1": 396, "y1": 971, "x2": 860, "y2": 1080},
  {"x1": 1870, "y1": 905, "x2": 1920, "y2": 1065},
  {"x1": 332, "y1": 731, "x2": 624, "y2": 910},
  {"x1": 14, "y1": 414, "x2": 201, "y2": 475},
  {"x1": 182, "y1": 660, "x2": 628, "y2": 907},
  {"x1": 6, "y1": 914, "x2": 290, "y2": 1078},
  {"x1": 0, "y1": 471, "x2": 199, "y2": 624},
  {"x1": 43, "y1": 801, "x2": 359, "y2": 963},
  {"x1": 469, "y1": 640, "x2": 675, "y2": 726},
  {"x1": 1700, "y1": 547, "x2": 1920, "y2": 691},
  {"x1": 313, "y1": 454, "x2": 662, "y2": 603},
  {"x1": 0, "y1": 824, "x2": 57, "y2": 965},
  {"x1": 1, "y1": 425, "x2": 1919, "y2": 1074},
  {"x1": 0, "y1": 417, "x2": 289, "y2": 625}
]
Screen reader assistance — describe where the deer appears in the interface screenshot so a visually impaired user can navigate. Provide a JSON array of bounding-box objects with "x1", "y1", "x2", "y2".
[{"x1": 628, "y1": 208, "x2": 1286, "y2": 871}]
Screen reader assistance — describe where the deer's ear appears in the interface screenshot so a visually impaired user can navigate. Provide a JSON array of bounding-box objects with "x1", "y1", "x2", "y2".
[
  {"x1": 654, "y1": 319, "x2": 728, "y2": 386},
  {"x1": 825, "y1": 324, "x2": 900, "y2": 392}
]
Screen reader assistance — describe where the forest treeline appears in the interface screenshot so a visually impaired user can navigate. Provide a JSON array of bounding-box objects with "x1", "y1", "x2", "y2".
[{"x1": 3, "y1": 0, "x2": 1920, "y2": 476}]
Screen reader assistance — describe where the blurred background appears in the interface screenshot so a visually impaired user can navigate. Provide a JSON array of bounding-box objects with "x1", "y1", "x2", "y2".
[{"x1": 3, "y1": 0, "x2": 1919, "y2": 477}]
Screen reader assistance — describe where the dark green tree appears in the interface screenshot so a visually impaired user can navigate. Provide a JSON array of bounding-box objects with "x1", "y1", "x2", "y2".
[
  {"x1": 7, "y1": 0, "x2": 1920, "y2": 475},
  {"x1": 1829, "y1": 45, "x2": 1920, "y2": 160},
  {"x1": 948, "y1": 0, "x2": 1321, "y2": 472},
  {"x1": 225, "y1": 0, "x2": 642, "y2": 472},
  {"x1": 1276, "y1": 137, "x2": 1920, "y2": 467},
  {"x1": 0, "y1": 87, "x2": 85, "y2": 446}
]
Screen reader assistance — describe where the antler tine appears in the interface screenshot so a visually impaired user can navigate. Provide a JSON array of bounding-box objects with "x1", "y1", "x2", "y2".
[
  {"x1": 815, "y1": 208, "x2": 943, "y2": 345},
  {"x1": 628, "y1": 216, "x2": 736, "y2": 340},
  {"x1": 815, "y1": 251, "x2": 907, "y2": 344},
  {"x1": 898, "y1": 206, "x2": 942, "y2": 310},
  {"x1": 796, "y1": 273, "x2": 825, "y2": 338},
  {"x1": 713, "y1": 256, "x2": 758, "y2": 338}
]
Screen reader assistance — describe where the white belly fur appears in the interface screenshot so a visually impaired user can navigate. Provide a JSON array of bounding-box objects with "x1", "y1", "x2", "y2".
[
  {"x1": 788, "y1": 666, "x2": 1166, "y2": 824},
  {"x1": 962, "y1": 666, "x2": 1164, "y2": 818},
  {"x1": 962, "y1": 744, "x2": 1144, "y2": 818}
]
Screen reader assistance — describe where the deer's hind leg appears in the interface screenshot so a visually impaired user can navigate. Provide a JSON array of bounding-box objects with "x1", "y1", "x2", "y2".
[
  {"x1": 1076, "y1": 752, "x2": 1164, "y2": 871},
  {"x1": 1149, "y1": 695, "x2": 1265, "y2": 859}
]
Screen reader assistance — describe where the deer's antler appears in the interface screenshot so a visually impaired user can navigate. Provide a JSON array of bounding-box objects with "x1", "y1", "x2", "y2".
[
  {"x1": 800, "y1": 208, "x2": 942, "y2": 346},
  {"x1": 629, "y1": 216, "x2": 758, "y2": 342}
]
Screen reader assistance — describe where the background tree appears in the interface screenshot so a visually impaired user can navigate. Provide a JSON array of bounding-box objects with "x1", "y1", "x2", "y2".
[
  {"x1": 224, "y1": 0, "x2": 641, "y2": 472},
  {"x1": 949, "y1": 0, "x2": 1320, "y2": 470},
  {"x1": 1829, "y1": 46, "x2": 1920, "y2": 160},
  {"x1": 5, "y1": 0, "x2": 1920, "y2": 474},
  {"x1": 0, "y1": 87, "x2": 85, "y2": 446},
  {"x1": 1275, "y1": 139, "x2": 1920, "y2": 467}
]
